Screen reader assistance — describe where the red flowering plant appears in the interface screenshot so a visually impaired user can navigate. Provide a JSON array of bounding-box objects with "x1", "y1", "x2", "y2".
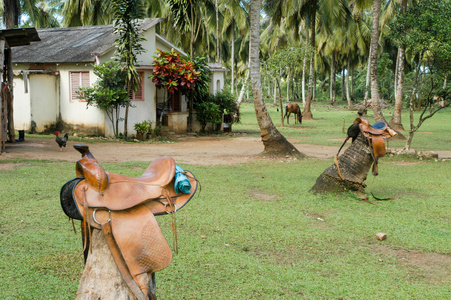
[{"x1": 151, "y1": 48, "x2": 200, "y2": 95}]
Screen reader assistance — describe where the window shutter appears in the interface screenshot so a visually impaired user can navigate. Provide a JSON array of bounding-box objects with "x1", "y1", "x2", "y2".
[
  {"x1": 70, "y1": 71, "x2": 90, "y2": 102},
  {"x1": 130, "y1": 72, "x2": 144, "y2": 101}
]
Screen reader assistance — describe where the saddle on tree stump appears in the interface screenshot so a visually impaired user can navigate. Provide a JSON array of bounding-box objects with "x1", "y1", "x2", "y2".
[
  {"x1": 336, "y1": 116, "x2": 397, "y2": 177},
  {"x1": 60, "y1": 144, "x2": 198, "y2": 300}
]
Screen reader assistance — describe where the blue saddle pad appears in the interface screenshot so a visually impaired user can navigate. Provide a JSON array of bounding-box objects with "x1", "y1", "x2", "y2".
[{"x1": 371, "y1": 122, "x2": 386, "y2": 130}]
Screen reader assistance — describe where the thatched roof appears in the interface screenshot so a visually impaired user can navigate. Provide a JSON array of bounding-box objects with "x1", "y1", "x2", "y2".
[{"x1": 12, "y1": 18, "x2": 164, "y2": 64}]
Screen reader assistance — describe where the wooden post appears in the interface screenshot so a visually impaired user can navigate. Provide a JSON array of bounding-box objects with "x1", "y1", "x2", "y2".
[
  {"x1": 76, "y1": 229, "x2": 157, "y2": 300},
  {"x1": 5, "y1": 48, "x2": 15, "y2": 142},
  {"x1": 0, "y1": 38, "x2": 6, "y2": 152}
]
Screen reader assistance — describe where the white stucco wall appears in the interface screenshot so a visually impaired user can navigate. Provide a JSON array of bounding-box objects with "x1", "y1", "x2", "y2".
[
  {"x1": 57, "y1": 64, "x2": 105, "y2": 132},
  {"x1": 29, "y1": 74, "x2": 58, "y2": 132},
  {"x1": 109, "y1": 70, "x2": 158, "y2": 137},
  {"x1": 13, "y1": 74, "x2": 31, "y2": 131}
]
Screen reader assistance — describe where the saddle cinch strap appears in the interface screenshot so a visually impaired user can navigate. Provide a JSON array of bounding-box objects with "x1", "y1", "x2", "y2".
[{"x1": 61, "y1": 144, "x2": 198, "y2": 300}]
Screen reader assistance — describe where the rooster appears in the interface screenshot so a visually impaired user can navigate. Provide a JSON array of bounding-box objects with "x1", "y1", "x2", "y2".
[{"x1": 55, "y1": 131, "x2": 69, "y2": 151}]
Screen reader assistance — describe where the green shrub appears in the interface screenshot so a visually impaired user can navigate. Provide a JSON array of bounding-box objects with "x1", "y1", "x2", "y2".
[
  {"x1": 134, "y1": 120, "x2": 152, "y2": 134},
  {"x1": 196, "y1": 102, "x2": 221, "y2": 132}
]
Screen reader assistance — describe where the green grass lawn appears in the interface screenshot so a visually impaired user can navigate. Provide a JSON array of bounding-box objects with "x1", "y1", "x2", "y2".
[
  {"x1": 235, "y1": 101, "x2": 451, "y2": 151},
  {"x1": 1, "y1": 103, "x2": 450, "y2": 299}
]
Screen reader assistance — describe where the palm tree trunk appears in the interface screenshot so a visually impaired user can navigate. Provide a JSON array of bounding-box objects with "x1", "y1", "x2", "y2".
[
  {"x1": 313, "y1": 71, "x2": 316, "y2": 101},
  {"x1": 231, "y1": 25, "x2": 235, "y2": 95},
  {"x1": 370, "y1": 0, "x2": 386, "y2": 123},
  {"x1": 286, "y1": 67, "x2": 290, "y2": 102},
  {"x1": 364, "y1": 45, "x2": 371, "y2": 106},
  {"x1": 389, "y1": 0, "x2": 407, "y2": 131},
  {"x1": 351, "y1": 65, "x2": 354, "y2": 100},
  {"x1": 249, "y1": 0, "x2": 304, "y2": 157},
  {"x1": 275, "y1": 77, "x2": 284, "y2": 126},
  {"x1": 4, "y1": 0, "x2": 20, "y2": 29},
  {"x1": 302, "y1": 54, "x2": 306, "y2": 106},
  {"x1": 4, "y1": 0, "x2": 19, "y2": 143},
  {"x1": 330, "y1": 57, "x2": 334, "y2": 104},
  {"x1": 341, "y1": 70, "x2": 345, "y2": 101},
  {"x1": 346, "y1": 53, "x2": 352, "y2": 109},
  {"x1": 273, "y1": 79, "x2": 277, "y2": 105},
  {"x1": 236, "y1": 69, "x2": 249, "y2": 109},
  {"x1": 216, "y1": 0, "x2": 220, "y2": 62},
  {"x1": 303, "y1": 0, "x2": 317, "y2": 120},
  {"x1": 311, "y1": 133, "x2": 373, "y2": 194}
]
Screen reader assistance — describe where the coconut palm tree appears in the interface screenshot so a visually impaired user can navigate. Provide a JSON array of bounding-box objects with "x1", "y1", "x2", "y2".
[
  {"x1": 220, "y1": 0, "x2": 249, "y2": 95},
  {"x1": 62, "y1": 0, "x2": 113, "y2": 26},
  {"x1": 249, "y1": 0, "x2": 304, "y2": 157},
  {"x1": 264, "y1": 0, "x2": 350, "y2": 119},
  {"x1": 389, "y1": 0, "x2": 407, "y2": 131},
  {"x1": 22, "y1": 0, "x2": 61, "y2": 28},
  {"x1": 167, "y1": 0, "x2": 216, "y2": 58},
  {"x1": 370, "y1": 0, "x2": 386, "y2": 123}
]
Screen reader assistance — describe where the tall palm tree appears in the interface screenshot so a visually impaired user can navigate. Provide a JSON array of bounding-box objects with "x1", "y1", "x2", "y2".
[
  {"x1": 370, "y1": 0, "x2": 386, "y2": 123},
  {"x1": 249, "y1": 0, "x2": 304, "y2": 157},
  {"x1": 168, "y1": 0, "x2": 216, "y2": 58},
  {"x1": 22, "y1": 0, "x2": 62, "y2": 28},
  {"x1": 2, "y1": 0, "x2": 20, "y2": 143},
  {"x1": 3, "y1": 0, "x2": 20, "y2": 28},
  {"x1": 265, "y1": 0, "x2": 350, "y2": 119},
  {"x1": 62, "y1": 0, "x2": 113, "y2": 26},
  {"x1": 389, "y1": 0, "x2": 407, "y2": 130},
  {"x1": 220, "y1": 0, "x2": 249, "y2": 95}
]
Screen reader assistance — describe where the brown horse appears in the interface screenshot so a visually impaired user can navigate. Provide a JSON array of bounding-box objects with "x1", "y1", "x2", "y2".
[{"x1": 285, "y1": 103, "x2": 302, "y2": 124}]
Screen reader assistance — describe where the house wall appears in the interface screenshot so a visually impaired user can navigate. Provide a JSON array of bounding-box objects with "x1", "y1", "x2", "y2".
[
  {"x1": 111, "y1": 70, "x2": 158, "y2": 137},
  {"x1": 13, "y1": 63, "x2": 106, "y2": 134},
  {"x1": 29, "y1": 74, "x2": 58, "y2": 132},
  {"x1": 58, "y1": 64, "x2": 106, "y2": 134},
  {"x1": 13, "y1": 73, "x2": 31, "y2": 131}
]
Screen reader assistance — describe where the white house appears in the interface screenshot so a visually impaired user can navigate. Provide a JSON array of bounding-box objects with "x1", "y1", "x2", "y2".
[{"x1": 11, "y1": 18, "x2": 227, "y2": 136}]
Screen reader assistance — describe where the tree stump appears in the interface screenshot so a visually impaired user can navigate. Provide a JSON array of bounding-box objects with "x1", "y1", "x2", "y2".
[
  {"x1": 311, "y1": 132, "x2": 374, "y2": 194},
  {"x1": 76, "y1": 229, "x2": 155, "y2": 300}
]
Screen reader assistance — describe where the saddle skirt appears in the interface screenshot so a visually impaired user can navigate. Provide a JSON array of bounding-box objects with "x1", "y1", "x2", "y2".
[{"x1": 60, "y1": 144, "x2": 198, "y2": 300}]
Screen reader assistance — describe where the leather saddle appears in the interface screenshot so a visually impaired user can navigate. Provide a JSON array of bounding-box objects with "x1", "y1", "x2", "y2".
[
  {"x1": 337, "y1": 116, "x2": 397, "y2": 176},
  {"x1": 60, "y1": 144, "x2": 198, "y2": 300}
]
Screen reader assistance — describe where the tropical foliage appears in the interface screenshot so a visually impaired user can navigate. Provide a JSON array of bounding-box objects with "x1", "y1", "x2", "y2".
[
  {"x1": 151, "y1": 48, "x2": 201, "y2": 94},
  {"x1": 110, "y1": 0, "x2": 146, "y2": 140},
  {"x1": 195, "y1": 101, "x2": 222, "y2": 132}
]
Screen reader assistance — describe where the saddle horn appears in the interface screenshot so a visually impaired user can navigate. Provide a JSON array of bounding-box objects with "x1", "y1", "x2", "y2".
[
  {"x1": 74, "y1": 144, "x2": 109, "y2": 193},
  {"x1": 74, "y1": 144, "x2": 95, "y2": 159}
]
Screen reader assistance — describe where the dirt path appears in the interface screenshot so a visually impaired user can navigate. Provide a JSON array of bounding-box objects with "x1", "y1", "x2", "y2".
[
  {"x1": 2, "y1": 135, "x2": 449, "y2": 165},
  {"x1": 0, "y1": 136, "x2": 341, "y2": 165}
]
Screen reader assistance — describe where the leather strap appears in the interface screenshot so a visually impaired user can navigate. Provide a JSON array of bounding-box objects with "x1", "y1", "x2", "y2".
[{"x1": 101, "y1": 221, "x2": 148, "y2": 300}]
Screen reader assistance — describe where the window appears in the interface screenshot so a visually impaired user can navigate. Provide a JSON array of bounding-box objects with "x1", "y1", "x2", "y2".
[
  {"x1": 216, "y1": 79, "x2": 221, "y2": 93},
  {"x1": 169, "y1": 92, "x2": 181, "y2": 112},
  {"x1": 70, "y1": 71, "x2": 90, "y2": 102},
  {"x1": 129, "y1": 72, "x2": 145, "y2": 101}
]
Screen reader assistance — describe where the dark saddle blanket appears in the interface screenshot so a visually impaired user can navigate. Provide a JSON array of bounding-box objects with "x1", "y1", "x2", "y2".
[{"x1": 60, "y1": 144, "x2": 198, "y2": 300}]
